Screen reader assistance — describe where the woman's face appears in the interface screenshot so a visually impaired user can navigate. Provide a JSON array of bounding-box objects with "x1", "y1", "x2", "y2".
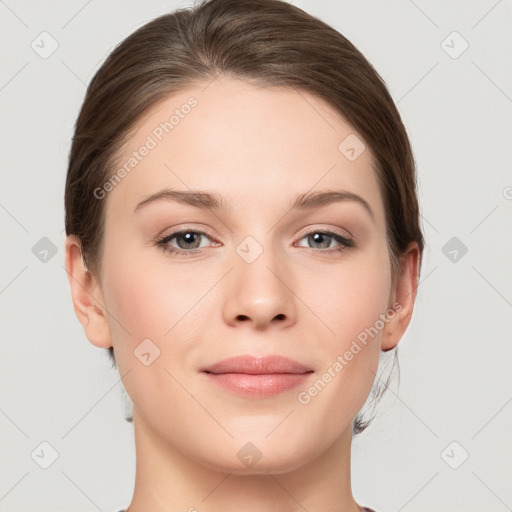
[{"x1": 88, "y1": 76, "x2": 405, "y2": 473}]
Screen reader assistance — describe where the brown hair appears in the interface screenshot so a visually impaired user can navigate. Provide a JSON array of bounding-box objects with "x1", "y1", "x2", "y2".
[{"x1": 65, "y1": 0, "x2": 425, "y2": 435}]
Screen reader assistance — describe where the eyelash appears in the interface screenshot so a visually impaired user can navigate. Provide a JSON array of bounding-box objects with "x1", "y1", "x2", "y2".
[{"x1": 155, "y1": 228, "x2": 356, "y2": 257}]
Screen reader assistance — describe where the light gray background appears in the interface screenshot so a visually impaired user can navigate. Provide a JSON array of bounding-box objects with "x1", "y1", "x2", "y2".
[{"x1": 1, "y1": 1, "x2": 511, "y2": 511}]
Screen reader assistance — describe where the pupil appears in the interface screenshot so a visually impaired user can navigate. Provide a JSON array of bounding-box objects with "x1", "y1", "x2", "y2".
[
  {"x1": 311, "y1": 232, "x2": 329, "y2": 248},
  {"x1": 179, "y1": 232, "x2": 197, "y2": 249}
]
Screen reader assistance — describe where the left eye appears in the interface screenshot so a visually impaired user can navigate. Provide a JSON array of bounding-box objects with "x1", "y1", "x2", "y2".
[{"x1": 295, "y1": 231, "x2": 354, "y2": 252}]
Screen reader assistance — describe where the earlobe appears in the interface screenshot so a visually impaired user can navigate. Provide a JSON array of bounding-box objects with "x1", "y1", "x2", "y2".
[
  {"x1": 381, "y1": 242, "x2": 420, "y2": 352},
  {"x1": 64, "y1": 235, "x2": 113, "y2": 349}
]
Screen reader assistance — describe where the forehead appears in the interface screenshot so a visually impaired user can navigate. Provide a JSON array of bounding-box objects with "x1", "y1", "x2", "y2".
[{"x1": 105, "y1": 75, "x2": 385, "y2": 226}]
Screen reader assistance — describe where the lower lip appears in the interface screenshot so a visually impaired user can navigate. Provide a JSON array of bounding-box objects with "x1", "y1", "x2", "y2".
[{"x1": 203, "y1": 372, "x2": 313, "y2": 398}]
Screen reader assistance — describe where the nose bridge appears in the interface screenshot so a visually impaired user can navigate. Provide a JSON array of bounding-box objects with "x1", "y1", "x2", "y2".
[{"x1": 222, "y1": 233, "x2": 296, "y2": 328}]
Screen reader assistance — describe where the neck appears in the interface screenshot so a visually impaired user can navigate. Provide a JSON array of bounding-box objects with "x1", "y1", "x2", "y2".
[{"x1": 126, "y1": 410, "x2": 362, "y2": 512}]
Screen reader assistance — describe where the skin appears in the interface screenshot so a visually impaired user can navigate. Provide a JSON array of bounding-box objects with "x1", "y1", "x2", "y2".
[{"x1": 65, "y1": 75, "x2": 419, "y2": 512}]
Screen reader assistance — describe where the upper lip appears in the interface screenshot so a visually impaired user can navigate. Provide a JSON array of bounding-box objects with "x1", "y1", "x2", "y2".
[{"x1": 201, "y1": 355, "x2": 313, "y2": 375}]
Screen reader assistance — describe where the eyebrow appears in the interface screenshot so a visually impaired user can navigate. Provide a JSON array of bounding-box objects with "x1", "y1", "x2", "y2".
[
  {"x1": 134, "y1": 188, "x2": 375, "y2": 221},
  {"x1": 134, "y1": 189, "x2": 231, "y2": 212},
  {"x1": 291, "y1": 190, "x2": 374, "y2": 221}
]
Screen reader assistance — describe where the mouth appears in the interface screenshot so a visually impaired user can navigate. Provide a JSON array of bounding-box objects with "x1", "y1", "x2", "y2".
[{"x1": 201, "y1": 355, "x2": 314, "y2": 398}]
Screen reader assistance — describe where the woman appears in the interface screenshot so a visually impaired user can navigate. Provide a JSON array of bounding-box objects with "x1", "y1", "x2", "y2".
[{"x1": 64, "y1": 0, "x2": 424, "y2": 510}]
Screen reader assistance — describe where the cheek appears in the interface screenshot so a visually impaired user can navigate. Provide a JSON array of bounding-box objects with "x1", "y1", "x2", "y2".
[
  {"x1": 293, "y1": 260, "x2": 391, "y2": 433},
  {"x1": 99, "y1": 249, "x2": 205, "y2": 415},
  {"x1": 295, "y1": 248, "x2": 391, "y2": 409},
  {"x1": 101, "y1": 243, "x2": 209, "y2": 343},
  {"x1": 303, "y1": 252, "x2": 392, "y2": 345}
]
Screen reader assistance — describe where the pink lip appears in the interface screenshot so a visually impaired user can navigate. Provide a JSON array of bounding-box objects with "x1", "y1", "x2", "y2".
[{"x1": 201, "y1": 355, "x2": 314, "y2": 398}]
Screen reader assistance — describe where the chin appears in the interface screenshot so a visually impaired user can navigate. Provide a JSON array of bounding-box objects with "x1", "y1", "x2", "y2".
[{"x1": 193, "y1": 436, "x2": 320, "y2": 476}]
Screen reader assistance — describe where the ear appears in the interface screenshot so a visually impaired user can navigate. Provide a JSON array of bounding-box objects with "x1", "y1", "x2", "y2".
[
  {"x1": 381, "y1": 241, "x2": 421, "y2": 352},
  {"x1": 64, "y1": 235, "x2": 113, "y2": 349}
]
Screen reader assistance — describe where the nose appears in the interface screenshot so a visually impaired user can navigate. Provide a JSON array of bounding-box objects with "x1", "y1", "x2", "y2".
[{"x1": 222, "y1": 243, "x2": 297, "y2": 331}]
